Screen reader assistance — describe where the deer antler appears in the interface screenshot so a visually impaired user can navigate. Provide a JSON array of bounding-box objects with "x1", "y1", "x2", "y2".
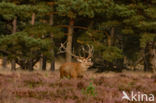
[
  {"x1": 79, "y1": 44, "x2": 94, "y2": 59},
  {"x1": 57, "y1": 41, "x2": 80, "y2": 58},
  {"x1": 57, "y1": 41, "x2": 67, "y2": 54},
  {"x1": 58, "y1": 42, "x2": 94, "y2": 59},
  {"x1": 87, "y1": 44, "x2": 94, "y2": 59}
]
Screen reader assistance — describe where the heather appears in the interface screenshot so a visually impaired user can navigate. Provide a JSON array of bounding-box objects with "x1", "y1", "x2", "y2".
[
  {"x1": 0, "y1": 1, "x2": 155, "y2": 103},
  {"x1": 0, "y1": 71, "x2": 155, "y2": 103}
]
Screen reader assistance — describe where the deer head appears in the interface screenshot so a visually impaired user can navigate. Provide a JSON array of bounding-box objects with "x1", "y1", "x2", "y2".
[{"x1": 58, "y1": 42, "x2": 94, "y2": 68}]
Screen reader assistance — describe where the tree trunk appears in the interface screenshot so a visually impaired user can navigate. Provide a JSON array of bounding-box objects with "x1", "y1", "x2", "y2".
[
  {"x1": 49, "y1": 14, "x2": 54, "y2": 25},
  {"x1": 12, "y1": 17, "x2": 17, "y2": 34},
  {"x1": 152, "y1": 38, "x2": 156, "y2": 72},
  {"x1": 2, "y1": 57, "x2": 7, "y2": 68},
  {"x1": 107, "y1": 35, "x2": 112, "y2": 46},
  {"x1": 144, "y1": 40, "x2": 156, "y2": 72},
  {"x1": 40, "y1": 58, "x2": 42, "y2": 70},
  {"x1": 49, "y1": 13, "x2": 55, "y2": 71},
  {"x1": 28, "y1": 13, "x2": 36, "y2": 70},
  {"x1": 28, "y1": 59, "x2": 33, "y2": 71},
  {"x1": 107, "y1": 27, "x2": 115, "y2": 46},
  {"x1": 66, "y1": 19, "x2": 74, "y2": 62},
  {"x1": 50, "y1": 41, "x2": 55, "y2": 71},
  {"x1": 16, "y1": 57, "x2": 40, "y2": 70},
  {"x1": 31, "y1": 13, "x2": 35, "y2": 25},
  {"x1": 50, "y1": 58, "x2": 55, "y2": 71},
  {"x1": 40, "y1": 14, "x2": 55, "y2": 71},
  {"x1": 11, "y1": 60, "x2": 16, "y2": 71},
  {"x1": 110, "y1": 27, "x2": 114, "y2": 45},
  {"x1": 11, "y1": 17, "x2": 17, "y2": 70},
  {"x1": 42, "y1": 56, "x2": 46, "y2": 71}
]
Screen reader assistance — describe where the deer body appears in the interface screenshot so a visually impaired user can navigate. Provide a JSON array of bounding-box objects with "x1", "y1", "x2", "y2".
[
  {"x1": 60, "y1": 62, "x2": 84, "y2": 78},
  {"x1": 60, "y1": 60, "x2": 92, "y2": 78},
  {"x1": 58, "y1": 43, "x2": 94, "y2": 79}
]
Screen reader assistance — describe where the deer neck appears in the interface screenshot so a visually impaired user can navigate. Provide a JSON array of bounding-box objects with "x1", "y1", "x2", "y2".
[{"x1": 80, "y1": 63, "x2": 89, "y2": 71}]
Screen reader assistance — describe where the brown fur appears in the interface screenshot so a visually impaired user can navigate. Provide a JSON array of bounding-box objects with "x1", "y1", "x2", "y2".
[{"x1": 59, "y1": 62, "x2": 90, "y2": 79}]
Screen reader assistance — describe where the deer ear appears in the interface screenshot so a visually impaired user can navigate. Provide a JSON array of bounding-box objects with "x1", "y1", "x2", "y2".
[{"x1": 77, "y1": 58, "x2": 83, "y2": 62}]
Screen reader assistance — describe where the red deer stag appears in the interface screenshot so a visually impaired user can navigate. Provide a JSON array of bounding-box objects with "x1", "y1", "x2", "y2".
[{"x1": 58, "y1": 43, "x2": 94, "y2": 79}]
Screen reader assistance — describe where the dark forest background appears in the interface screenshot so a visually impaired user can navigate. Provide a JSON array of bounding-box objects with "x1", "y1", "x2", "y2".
[{"x1": 0, "y1": 0, "x2": 155, "y2": 72}]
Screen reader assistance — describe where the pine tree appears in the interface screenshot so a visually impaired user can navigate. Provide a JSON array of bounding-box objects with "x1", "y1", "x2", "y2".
[{"x1": 56, "y1": 0, "x2": 112, "y2": 62}]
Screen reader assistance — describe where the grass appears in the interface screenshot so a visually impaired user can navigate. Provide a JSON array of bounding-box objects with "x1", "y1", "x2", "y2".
[{"x1": 0, "y1": 69, "x2": 155, "y2": 103}]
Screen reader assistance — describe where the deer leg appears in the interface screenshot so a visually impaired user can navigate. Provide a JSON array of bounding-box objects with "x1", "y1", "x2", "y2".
[
  {"x1": 60, "y1": 70, "x2": 66, "y2": 79},
  {"x1": 60, "y1": 72, "x2": 63, "y2": 78},
  {"x1": 71, "y1": 71, "x2": 77, "y2": 79},
  {"x1": 78, "y1": 74, "x2": 83, "y2": 78},
  {"x1": 60, "y1": 73, "x2": 63, "y2": 78}
]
